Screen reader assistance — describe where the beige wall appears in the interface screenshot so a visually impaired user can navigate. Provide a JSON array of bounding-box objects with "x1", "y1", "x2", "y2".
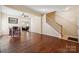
[
  {"x1": 1, "y1": 12, "x2": 23, "y2": 34},
  {"x1": 42, "y1": 14, "x2": 61, "y2": 38},
  {"x1": 31, "y1": 15, "x2": 42, "y2": 34},
  {"x1": 55, "y1": 7, "x2": 77, "y2": 38},
  {"x1": 0, "y1": 12, "x2": 2, "y2": 35},
  {"x1": 77, "y1": 17, "x2": 79, "y2": 42},
  {"x1": 76, "y1": 6, "x2": 79, "y2": 40}
]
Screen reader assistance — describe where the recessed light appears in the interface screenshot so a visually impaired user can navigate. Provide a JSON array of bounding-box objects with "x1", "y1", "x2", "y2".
[{"x1": 64, "y1": 7, "x2": 70, "y2": 11}]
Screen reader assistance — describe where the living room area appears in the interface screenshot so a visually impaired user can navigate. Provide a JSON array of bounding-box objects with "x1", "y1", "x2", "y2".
[{"x1": 0, "y1": 5, "x2": 79, "y2": 53}]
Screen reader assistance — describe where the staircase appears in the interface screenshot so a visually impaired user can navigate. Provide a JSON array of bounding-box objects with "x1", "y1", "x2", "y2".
[
  {"x1": 46, "y1": 11, "x2": 78, "y2": 40},
  {"x1": 46, "y1": 11, "x2": 63, "y2": 38}
]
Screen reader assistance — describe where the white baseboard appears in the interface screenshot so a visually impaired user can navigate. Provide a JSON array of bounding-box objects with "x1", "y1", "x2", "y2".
[{"x1": 0, "y1": 33, "x2": 8, "y2": 36}]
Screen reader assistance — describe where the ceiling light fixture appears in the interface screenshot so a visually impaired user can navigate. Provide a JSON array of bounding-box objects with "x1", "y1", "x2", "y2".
[
  {"x1": 21, "y1": 13, "x2": 29, "y2": 18},
  {"x1": 64, "y1": 7, "x2": 70, "y2": 11}
]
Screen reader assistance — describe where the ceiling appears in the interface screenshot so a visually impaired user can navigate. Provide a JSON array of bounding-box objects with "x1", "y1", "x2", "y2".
[{"x1": 25, "y1": 5, "x2": 72, "y2": 14}]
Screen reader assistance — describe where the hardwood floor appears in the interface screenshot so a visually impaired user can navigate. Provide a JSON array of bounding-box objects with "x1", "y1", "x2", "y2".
[{"x1": 0, "y1": 31, "x2": 79, "y2": 53}]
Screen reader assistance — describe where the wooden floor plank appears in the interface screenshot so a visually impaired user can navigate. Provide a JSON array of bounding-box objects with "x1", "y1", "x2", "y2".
[{"x1": 0, "y1": 31, "x2": 79, "y2": 53}]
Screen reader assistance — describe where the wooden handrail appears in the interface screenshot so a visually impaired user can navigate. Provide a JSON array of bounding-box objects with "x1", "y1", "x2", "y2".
[
  {"x1": 56, "y1": 22, "x2": 63, "y2": 38},
  {"x1": 46, "y1": 16, "x2": 63, "y2": 38},
  {"x1": 61, "y1": 25, "x2": 63, "y2": 38}
]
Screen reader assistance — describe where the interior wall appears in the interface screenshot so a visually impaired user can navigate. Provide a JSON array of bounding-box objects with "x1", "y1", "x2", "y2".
[
  {"x1": 75, "y1": 6, "x2": 79, "y2": 41},
  {"x1": 55, "y1": 8, "x2": 77, "y2": 38},
  {"x1": 0, "y1": 6, "x2": 2, "y2": 35},
  {"x1": 1, "y1": 12, "x2": 23, "y2": 34},
  {"x1": 31, "y1": 15, "x2": 41, "y2": 34},
  {"x1": 42, "y1": 14, "x2": 61, "y2": 38},
  {"x1": 0, "y1": 6, "x2": 42, "y2": 35},
  {"x1": 0, "y1": 12, "x2": 2, "y2": 35},
  {"x1": 77, "y1": 16, "x2": 79, "y2": 42}
]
